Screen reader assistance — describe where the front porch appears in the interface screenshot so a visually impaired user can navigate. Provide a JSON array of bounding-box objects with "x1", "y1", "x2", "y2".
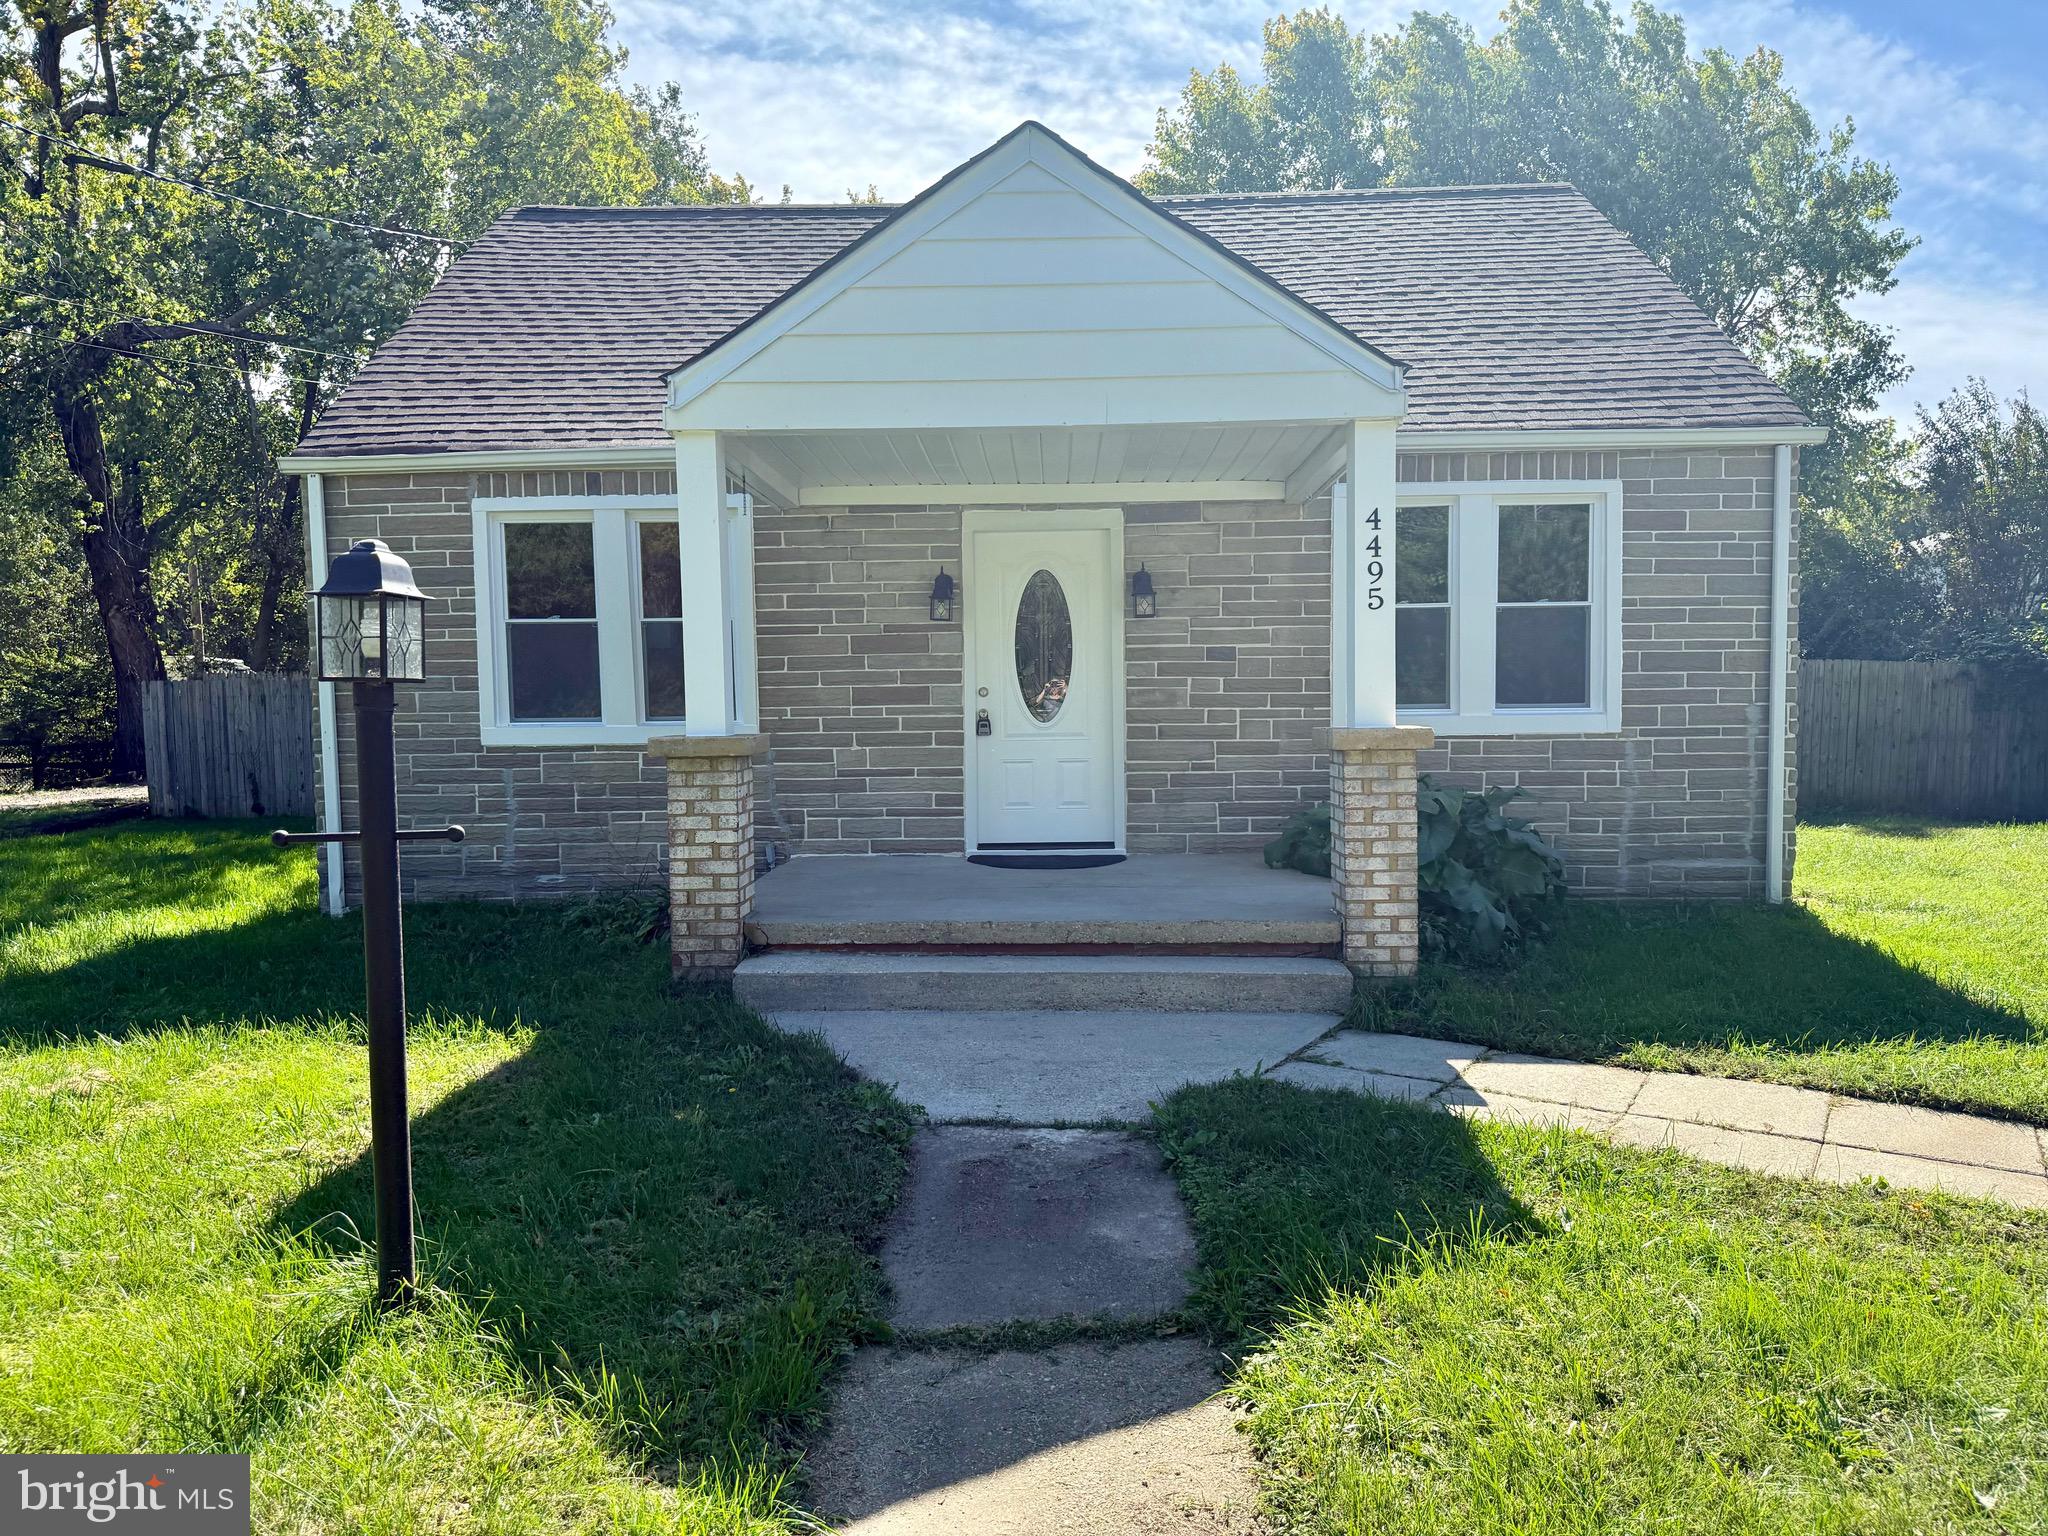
[{"x1": 745, "y1": 851, "x2": 1341, "y2": 951}]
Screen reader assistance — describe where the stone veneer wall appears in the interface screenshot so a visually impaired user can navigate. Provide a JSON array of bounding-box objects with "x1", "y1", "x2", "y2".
[
  {"x1": 1398, "y1": 447, "x2": 1799, "y2": 898},
  {"x1": 320, "y1": 442, "x2": 1795, "y2": 903},
  {"x1": 315, "y1": 467, "x2": 675, "y2": 905},
  {"x1": 751, "y1": 496, "x2": 1332, "y2": 857}
]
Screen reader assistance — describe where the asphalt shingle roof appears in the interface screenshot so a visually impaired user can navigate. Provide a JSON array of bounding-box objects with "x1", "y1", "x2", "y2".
[{"x1": 295, "y1": 184, "x2": 1807, "y2": 457}]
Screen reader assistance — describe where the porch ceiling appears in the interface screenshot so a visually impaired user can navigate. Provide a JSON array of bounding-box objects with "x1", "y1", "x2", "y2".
[{"x1": 726, "y1": 422, "x2": 1346, "y2": 508}]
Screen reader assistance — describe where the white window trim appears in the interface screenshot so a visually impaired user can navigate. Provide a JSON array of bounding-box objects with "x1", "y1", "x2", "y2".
[
  {"x1": 1394, "y1": 479, "x2": 1624, "y2": 736},
  {"x1": 473, "y1": 494, "x2": 680, "y2": 748}
]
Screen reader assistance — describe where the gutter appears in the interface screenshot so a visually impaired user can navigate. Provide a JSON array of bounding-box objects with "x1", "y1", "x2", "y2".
[
  {"x1": 305, "y1": 472, "x2": 346, "y2": 916},
  {"x1": 1766, "y1": 444, "x2": 1793, "y2": 903}
]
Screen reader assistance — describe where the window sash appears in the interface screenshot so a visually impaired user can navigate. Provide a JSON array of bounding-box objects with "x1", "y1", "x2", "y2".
[
  {"x1": 630, "y1": 512, "x2": 685, "y2": 723},
  {"x1": 477, "y1": 497, "x2": 683, "y2": 744},
  {"x1": 1393, "y1": 486, "x2": 1620, "y2": 733}
]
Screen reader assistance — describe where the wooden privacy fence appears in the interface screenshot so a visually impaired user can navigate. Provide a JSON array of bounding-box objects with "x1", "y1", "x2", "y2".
[
  {"x1": 1801, "y1": 658, "x2": 2048, "y2": 821},
  {"x1": 143, "y1": 672, "x2": 314, "y2": 819}
]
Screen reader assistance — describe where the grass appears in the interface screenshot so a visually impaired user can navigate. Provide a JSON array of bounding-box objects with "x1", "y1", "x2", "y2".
[
  {"x1": 0, "y1": 820, "x2": 919, "y2": 1533},
  {"x1": 1355, "y1": 815, "x2": 2048, "y2": 1124},
  {"x1": 1159, "y1": 1075, "x2": 2048, "y2": 1535}
]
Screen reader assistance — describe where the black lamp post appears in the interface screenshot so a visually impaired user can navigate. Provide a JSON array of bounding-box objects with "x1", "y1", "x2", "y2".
[{"x1": 275, "y1": 539, "x2": 462, "y2": 1308}]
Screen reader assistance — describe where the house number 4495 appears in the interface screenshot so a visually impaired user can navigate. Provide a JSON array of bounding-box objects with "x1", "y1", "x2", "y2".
[{"x1": 1363, "y1": 505, "x2": 1387, "y2": 611}]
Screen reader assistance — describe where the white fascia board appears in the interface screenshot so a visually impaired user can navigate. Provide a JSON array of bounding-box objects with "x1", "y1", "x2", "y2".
[
  {"x1": 1396, "y1": 425, "x2": 1827, "y2": 451},
  {"x1": 799, "y1": 479, "x2": 1287, "y2": 507},
  {"x1": 279, "y1": 445, "x2": 675, "y2": 475},
  {"x1": 663, "y1": 124, "x2": 1405, "y2": 430}
]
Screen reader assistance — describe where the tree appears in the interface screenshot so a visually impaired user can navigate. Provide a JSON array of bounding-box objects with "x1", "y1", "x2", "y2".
[
  {"x1": 1908, "y1": 383, "x2": 2047, "y2": 655},
  {"x1": 1139, "y1": 1, "x2": 1915, "y2": 492},
  {"x1": 1797, "y1": 419, "x2": 1936, "y2": 659},
  {"x1": 2, "y1": 0, "x2": 741, "y2": 777}
]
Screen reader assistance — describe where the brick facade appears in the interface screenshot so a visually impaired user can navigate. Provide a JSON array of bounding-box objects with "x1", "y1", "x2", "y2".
[
  {"x1": 1330, "y1": 728, "x2": 1432, "y2": 975},
  {"x1": 317, "y1": 442, "x2": 1795, "y2": 906},
  {"x1": 315, "y1": 468, "x2": 671, "y2": 906},
  {"x1": 1401, "y1": 448, "x2": 1799, "y2": 899},
  {"x1": 654, "y1": 734, "x2": 762, "y2": 976}
]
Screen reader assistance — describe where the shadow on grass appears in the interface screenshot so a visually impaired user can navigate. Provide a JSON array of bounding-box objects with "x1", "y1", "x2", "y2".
[
  {"x1": 1155, "y1": 1074, "x2": 1537, "y2": 1340},
  {"x1": 4, "y1": 826, "x2": 920, "y2": 1485},
  {"x1": 268, "y1": 983, "x2": 918, "y2": 1475},
  {"x1": 1360, "y1": 898, "x2": 2037, "y2": 1061}
]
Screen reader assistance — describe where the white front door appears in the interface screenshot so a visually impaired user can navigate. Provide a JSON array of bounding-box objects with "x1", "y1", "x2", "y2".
[{"x1": 966, "y1": 512, "x2": 1122, "y2": 850}]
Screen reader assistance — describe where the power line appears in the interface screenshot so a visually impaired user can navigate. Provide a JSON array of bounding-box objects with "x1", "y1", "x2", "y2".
[
  {"x1": 1, "y1": 285, "x2": 369, "y2": 361},
  {"x1": 1, "y1": 118, "x2": 464, "y2": 247}
]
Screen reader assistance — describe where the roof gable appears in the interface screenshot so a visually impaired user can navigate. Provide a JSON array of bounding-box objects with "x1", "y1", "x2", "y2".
[{"x1": 662, "y1": 123, "x2": 1406, "y2": 434}]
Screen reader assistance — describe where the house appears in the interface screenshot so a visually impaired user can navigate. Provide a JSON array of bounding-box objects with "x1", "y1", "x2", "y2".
[{"x1": 281, "y1": 122, "x2": 1817, "y2": 980}]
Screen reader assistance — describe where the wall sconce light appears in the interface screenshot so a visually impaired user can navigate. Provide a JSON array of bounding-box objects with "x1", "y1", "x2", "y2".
[
  {"x1": 929, "y1": 568, "x2": 955, "y2": 623},
  {"x1": 1130, "y1": 564, "x2": 1157, "y2": 619}
]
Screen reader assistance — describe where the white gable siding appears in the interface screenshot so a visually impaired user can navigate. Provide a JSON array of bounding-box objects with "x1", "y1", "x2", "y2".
[{"x1": 667, "y1": 139, "x2": 1404, "y2": 434}]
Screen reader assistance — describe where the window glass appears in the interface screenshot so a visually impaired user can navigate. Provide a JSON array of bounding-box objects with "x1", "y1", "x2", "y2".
[
  {"x1": 1014, "y1": 569, "x2": 1073, "y2": 723},
  {"x1": 1396, "y1": 608, "x2": 1451, "y2": 708},
  {"x1": 1396, "y1": 504, "x2": 1450, "y2": 605},
  {"x1": 1496, "y1": 503, "x2": 1593, "y2": 708},
  {"x1": 636, "y1": 520, "x2": 685, "y2": 720},
  {"x1": 504, "y1": 521, "x2": 601, "y2": 720},
  {"x1": 1498, "y1": 504, "x2": 1590, "y2": 603},
  {"x1": 1395, "y1": 504, "x2": 1451, "y2": 708},
  {"x1": 1496, "y1": 608, "x2": 1591, "y2": 707},
  {"x1": 505, "y1": 522, "x2": 597, "y2": 618}
]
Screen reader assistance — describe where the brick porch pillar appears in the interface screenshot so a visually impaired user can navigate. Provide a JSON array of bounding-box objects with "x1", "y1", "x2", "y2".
[
  {"x1": 648, "y1": 734, "x2": 767, "y2": 979},
  {"x1": 1328, "y1": 726, "x2": 1435, "y2": 978}
]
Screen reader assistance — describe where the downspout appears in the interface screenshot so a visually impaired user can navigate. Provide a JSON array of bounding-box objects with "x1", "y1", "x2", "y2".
[
  {"x1": 306, "y1": 471, "x2": 346, "y2": 915},
  {"x1": 1765, "y1": 444, "x2": 1792, "y2": 903}
]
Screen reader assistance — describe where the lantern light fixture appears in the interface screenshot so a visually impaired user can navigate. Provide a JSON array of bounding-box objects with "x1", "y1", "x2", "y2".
[
  {"x1": 1130, "y1": 564, "x2": 1157, "y2": 619},
  {"x1": 312, "y1": 538, "x2": 427, "y2": 682},
  {"x1": 929, "y1": 567, "x2": 956, "y2": 623}
]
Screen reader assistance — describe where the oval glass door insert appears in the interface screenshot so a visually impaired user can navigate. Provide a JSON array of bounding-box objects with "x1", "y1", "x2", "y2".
[{"x1": 1014, "y1": 569, "x2": 1074, "y2": 723}]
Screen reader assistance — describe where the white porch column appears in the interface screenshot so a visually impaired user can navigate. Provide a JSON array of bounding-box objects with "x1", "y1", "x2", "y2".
[
  {"x1": 1329, "y1": 418, "x2": 1423, "y2": 977},
  {"x1": 677, "y1": 430, "x2": 737, "y2": 735},
  {"x1": 665, "y1": 431, "x2": 761, "y2": 977},
  {"x1": 1337, "y1": 417, "x2": 1400, "y2": 727}
]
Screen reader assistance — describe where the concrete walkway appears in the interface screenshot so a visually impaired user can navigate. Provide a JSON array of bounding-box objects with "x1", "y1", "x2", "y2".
[
  {"x1": 1279, "y1": 1031, "x2": 2048, "y2": 1208},
  {"x1": 806, "y1": 1126, "x2": 1259, "y2": 1534}
]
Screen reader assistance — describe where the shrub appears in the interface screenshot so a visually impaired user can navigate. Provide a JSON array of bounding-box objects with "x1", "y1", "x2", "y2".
[
  {"x1": 1417, "y1": 776, "x2": 1566, "y2": 958},
  {"x1": 1261, "y1": 801, "x2": 1332, "y2": 877}
]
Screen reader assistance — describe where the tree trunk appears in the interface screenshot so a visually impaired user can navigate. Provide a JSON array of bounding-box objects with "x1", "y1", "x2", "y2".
[{"x1": 52, "y1": 357, "x2": 166, "y2": 781}]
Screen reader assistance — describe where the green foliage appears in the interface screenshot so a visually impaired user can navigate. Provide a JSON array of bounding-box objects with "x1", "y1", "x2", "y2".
[
  {"x1": 1417, "y1": 775, "x2": 1566, "y2": 957},
  {"x1": 1908, "y1": 382, "x2": 2048, "y2": 653},
  {"x1": 1262, "y1": 800, "x2": 1331, "y2": 877},
  {"x1": 1, "y1": 0, "x2": 753, "y2": 760},
  {"x1": 1357, "y1": 815, "x2": 2048, "y2": 1124},
  {"x1": 1140, "y1": 0, "x2": 1913, "y2": 451},
  {"x1": 0, "y1": 441, "x2": 114, "y2": 780},
  {"x1": 0, "y1": 821, "x2": 918, "y2": 1529},
  {"x1": 1160, "y1": 1073, "x2": 2048, "y2": 1531}
]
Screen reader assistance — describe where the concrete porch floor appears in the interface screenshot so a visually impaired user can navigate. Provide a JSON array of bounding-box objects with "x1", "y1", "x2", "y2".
[{"x1": 746, "y1": 852, "x2": 1341, "y2": 949}]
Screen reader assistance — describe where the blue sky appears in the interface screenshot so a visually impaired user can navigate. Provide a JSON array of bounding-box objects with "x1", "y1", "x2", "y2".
[{"x1": 609, "y1": 0, "x2": 2046, "y2": 420}]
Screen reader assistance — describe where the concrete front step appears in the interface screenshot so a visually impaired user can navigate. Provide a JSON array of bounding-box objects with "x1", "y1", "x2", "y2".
[{"x1": 735, "y1": 951, "x2": 1356, "y2": 1014}]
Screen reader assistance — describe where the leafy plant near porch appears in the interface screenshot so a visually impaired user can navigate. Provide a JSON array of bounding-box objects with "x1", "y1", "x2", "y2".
[
  {"x1": 1417, "y1": 777, "x2": 1566, "y2": 957},
  {"x1": 1261, "y1": 801, "x2": 1333, "y2": 877}
]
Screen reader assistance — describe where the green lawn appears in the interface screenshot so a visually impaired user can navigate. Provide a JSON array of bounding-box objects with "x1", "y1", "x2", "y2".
[
  {"x1": 1159, "y1": 1076, "x2": 2048, "y2": 1535},
  {"x1": 0, "y1": 821, "x2": 916, "y2": 1533},
  {"x1": 1355, "y1": 816, "x2": 2048, "y2": 1123}
]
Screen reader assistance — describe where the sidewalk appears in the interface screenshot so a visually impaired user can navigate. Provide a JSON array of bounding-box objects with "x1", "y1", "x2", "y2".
[{"x1": 1277, "y1": 1031, "x2": 2048, "y2": 1208}]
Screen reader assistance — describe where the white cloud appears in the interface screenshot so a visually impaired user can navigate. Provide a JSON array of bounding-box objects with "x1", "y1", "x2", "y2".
[
  {"x1": 1860, "y1": 281, "x2": 2048, "y2": 417},
  {"x1": 610, "y1": 0, "x2": 2047, "y2": 415}
]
